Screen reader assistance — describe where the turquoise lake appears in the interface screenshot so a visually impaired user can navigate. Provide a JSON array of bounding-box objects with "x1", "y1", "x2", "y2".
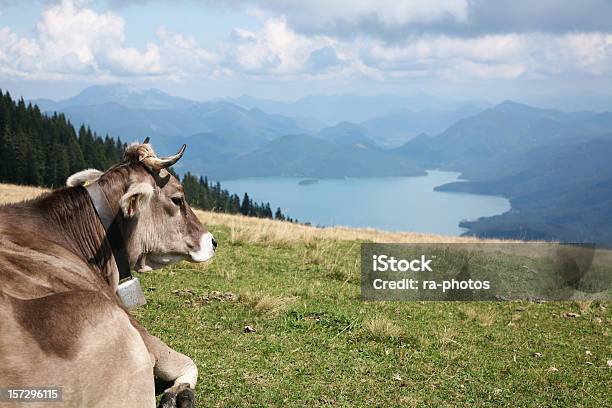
[{"x1": 221, "y1": 170, "x2": 510, "y2": 236}]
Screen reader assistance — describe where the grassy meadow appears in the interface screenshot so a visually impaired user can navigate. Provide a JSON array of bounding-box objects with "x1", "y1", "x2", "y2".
[{"x1": 1, "y1": 184, "x2": 610, "y2": 407}]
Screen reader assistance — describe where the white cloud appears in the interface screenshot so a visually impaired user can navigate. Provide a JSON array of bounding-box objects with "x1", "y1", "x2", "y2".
[
  {"x1": 307, "y1": 46, "x2": 343, "y2": 73},
  {"x1": 155, "y1": 28, "x2": 220, "y2": 78},
  {"x1": 0, "y1": 0, "x2": 165, "y2": 79},
  {"x1": 0, "y1": 27, "x2": 41, "y2": 76},
  {"x1": 0, "y1": 0, "x2": 610, "y2": 86},
  {"x1": 556, "y1": 33, "x2": 612, "y2": 76},
  {"x1": 357, "y1": 33, "x2": 612, "y2": 81},
  {"x1": 247, "y1": 0, "x2": 469, "y2": 30},
  {"x1": 221, "y1": 17, "x2": 344, "y2": 77},
  {"x1": 222, "y1": 0, "x2": 612, "y2": 41},
  {"x1": 358, "y1": 35, "x2": 527, "y2": 80}
]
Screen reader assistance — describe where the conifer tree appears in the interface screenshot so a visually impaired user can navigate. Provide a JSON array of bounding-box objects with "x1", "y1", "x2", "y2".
[
  {"x1": 274, "y1": 207, "x2": 284, "y2": 221},
  {"x1": 0, "y1": 89, "x2": 292, "y2": 221},
  {"x1": 240, "y1": 192, "x2": 250, "y2": 215}
]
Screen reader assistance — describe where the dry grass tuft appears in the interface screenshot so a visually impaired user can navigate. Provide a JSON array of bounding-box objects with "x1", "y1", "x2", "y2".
[
  {"x1": 436, "y1": 326, "x2": 461, "y2": 347},
  {"x1": 0, "y1": 183, "x2": 48, "y2": 205},
  {"x1": 364, "y1": 316, "x2": 404, "y2": 341},
  {"x1": 195, "y1": 209, "x2": 501, "y2": 246},
  {"x1": 575, "y1": 300, "x2": 593, "y2": 315},
  {"x1": 462, "y1": 306, "x2": 496, "y2": 326},
  {"x1": 478, "y1": 313, "x2": 496, "y2": 327},
  {"x1": 239, "y1": 291, "x2": 296, "y2": 316},
  {"x1": 300, "y1": 239, "x2": 361, "y2": 283},
  {"x1": 1, "y1": 183, "x2": 514, "y2": 246}
]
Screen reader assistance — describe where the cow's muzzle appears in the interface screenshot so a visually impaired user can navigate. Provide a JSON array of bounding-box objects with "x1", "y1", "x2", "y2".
[{"x1": 189, "y1": 232, "x2": 216, "y2": 262}]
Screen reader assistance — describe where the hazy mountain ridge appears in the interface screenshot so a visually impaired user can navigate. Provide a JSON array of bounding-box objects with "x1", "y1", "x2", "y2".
[
  {"x1": 412, "y1": 101, "x2": 612, "y2": 244},
  {"x1": 226, "y1": 93, "x2": 470, "y2": 124},
  {"x1": 33, "y1": 86, "x2": 315, "y2": 150},
  {"x1": 29, "y1": 85, "x2": 469, "y2": 179},
  {"x1": 359, "y1": 105, "x2": 483, "y2": 147},
  {"x1": 199, "y1": 133, "x2": 425, "y2": 180},
  {"x1": 395, "y1": 100, "x2": 612, "y2": 170},
  {"x1": 33, "y1": 84, "x2": 197, "y2": 111},
  {"x1": 315, "y1": 122, "x2": 376, "y2": 146},
  {"x1": 229, "y1": 93, "x2": 486, "y2": 140},
  {"x1": 27, "y1": 85, "x2": 612, "y2": 243},
  {"x1": 440, "y1": 138, "x2": 612, "y2": 244},
  {"x1": 33, "y1": 85, "x2": 486, "y2": 152}
]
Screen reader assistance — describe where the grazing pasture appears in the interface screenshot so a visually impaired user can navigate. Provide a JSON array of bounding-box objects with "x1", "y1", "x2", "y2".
[{"x1": 2, "y1": 183, "x2": 610, "y2": 407}]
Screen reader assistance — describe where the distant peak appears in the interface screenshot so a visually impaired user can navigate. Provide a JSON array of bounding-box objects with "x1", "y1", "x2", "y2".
[
  {"x1": 491, "y1": 100, "x2": 544, "y2": 116},
  {"x1": 492, "y1": 100, "x2": 565, "y2": 119},
  {"x1": 496, "y1": 100, "x2": 528, "y2": 109},
  {"x1": 80, "y1": 83, "x2": 127, "y2": 92},
  {"x1": 57, "y1": 84, "x2": 195, "y2": 110},
  {"x1": 335, "y1": 121, "x2": 359, "y2": 127},
  {"x1": 77, "y1": 84, "x2": 165, "y2": 97}
]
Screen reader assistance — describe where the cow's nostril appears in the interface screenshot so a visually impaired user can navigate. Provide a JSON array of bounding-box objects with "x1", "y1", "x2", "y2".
[{"x1": 212, "y1": 238, "x2": 218, "y2": 249}]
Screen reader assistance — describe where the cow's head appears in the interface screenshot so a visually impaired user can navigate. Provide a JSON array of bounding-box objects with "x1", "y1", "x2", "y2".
[{"x1": 67, "y1": 139, "x2": 216, "y2": 271}]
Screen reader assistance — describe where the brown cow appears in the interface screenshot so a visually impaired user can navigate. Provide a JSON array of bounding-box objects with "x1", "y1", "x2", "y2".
[{"x1": 0, "y1": 140, "x2": 216, "y2": 407}]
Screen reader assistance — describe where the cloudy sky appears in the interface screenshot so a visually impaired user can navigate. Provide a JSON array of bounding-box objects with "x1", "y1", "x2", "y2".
[{"x1": 1, "y1": 0, "x2": 611, "y2": 108}]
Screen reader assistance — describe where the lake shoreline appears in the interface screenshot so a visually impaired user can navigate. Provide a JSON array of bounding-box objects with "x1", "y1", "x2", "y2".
[{"x1": 220, "y1": 171, "x2": 510, "y2": 236}]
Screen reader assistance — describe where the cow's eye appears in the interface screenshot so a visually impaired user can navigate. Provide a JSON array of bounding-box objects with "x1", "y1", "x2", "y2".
[{"x1": 171, "y1": 196, "x2": 184, "y2": 206}]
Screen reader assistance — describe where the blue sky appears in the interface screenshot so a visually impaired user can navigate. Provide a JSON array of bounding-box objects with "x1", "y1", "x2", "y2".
[{"x1": 1, "y1": 0, "x2": 611, "y2": 109}]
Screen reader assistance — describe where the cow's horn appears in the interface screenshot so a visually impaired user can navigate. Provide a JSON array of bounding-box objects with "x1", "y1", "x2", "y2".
[
  {"x1": 142, "y1": 144, "x2": 186, "y2": 171},
  {"x1": 143, "y1": 136, "x2": 150, "y2": 144}
]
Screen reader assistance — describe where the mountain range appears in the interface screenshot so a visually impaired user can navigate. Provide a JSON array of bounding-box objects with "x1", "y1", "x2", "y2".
[
  {"x1": 34, "y1": 89, "x2": 317, "y2": 149},
  {"x1": 392, "y1": 101, "x2": 612, "y2": 244},
  {"x1": 30, "y1": 84, "x2": 481, "y2": 172},
  {"x1": 394, "y1": 100, "x2": 612, "y2": 171},
  {"x1": 225, "y1": 93, "x2": 485, "y2": 124},
  {"x1": 30, "y1": 84, "x2": 612, "y2": 244},
  {"x1": 34, "y1": 84, "x2": 196, "y2": 111},
  {"x1": 204, "y1": 133, "x2": 424, "y2": 180},
  {"x1": 437, "y1": 137, "x2": 612, "y2": 244}
]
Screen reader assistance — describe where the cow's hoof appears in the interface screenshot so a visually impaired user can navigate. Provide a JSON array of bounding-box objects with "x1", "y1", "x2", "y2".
[
  {"x1": 177, "y1": 388, "x2": 195, "y2": 408},
  {"x1": 158, "y1": 390, "x2": 177, "y2": 408},
  {"x1": 158, "y1": 384, "x2": 195, "y2": 408}
]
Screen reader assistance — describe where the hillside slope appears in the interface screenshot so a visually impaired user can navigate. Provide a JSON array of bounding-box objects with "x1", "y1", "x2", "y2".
[
  {"x1": 436, "y1": 138, "x2": 612, "y2": 243},
  {"x1": 395, "y1": 101, "x2": 612, "y2": 244},
  {"x1": 205, "y1": 134, "x2": 425, "y2": 180},
  {"x1": 1, "y1": 183, "x2": 609, "y2": 407},
  {"x1": 0, "y1": 183, "x2": 477, "y2": 244},
  {"x1": 395, "y1": 100, "x2": 612, "y2": 170}
]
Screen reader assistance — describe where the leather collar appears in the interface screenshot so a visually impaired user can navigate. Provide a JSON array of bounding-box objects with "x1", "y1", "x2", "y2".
[{"x1": 85, "y1": 182, "x2": 132, "y2": 281}]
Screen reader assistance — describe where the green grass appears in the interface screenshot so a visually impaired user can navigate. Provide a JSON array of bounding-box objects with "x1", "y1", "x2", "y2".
[{"x1": 133, "y1": 225, "x2": 611, "y2": 407}]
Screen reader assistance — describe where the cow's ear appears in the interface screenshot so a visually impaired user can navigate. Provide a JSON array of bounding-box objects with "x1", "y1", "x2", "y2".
[
  {"x1": 120, "y1": 183, "x2": 154, "y2": 218},
  {"x1": 66, "y1": 169, "x2": 103, "y2": 187}
]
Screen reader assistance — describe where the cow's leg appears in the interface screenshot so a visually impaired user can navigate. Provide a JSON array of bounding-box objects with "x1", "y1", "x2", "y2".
[
  {"x1": 131, "y1": 319, "x2": 197, "y2": 408},
  {"x1": 136, "y1": 254, "x2": 153, "y2": 273},
  {"x1": 148, "y1": 334, "x2": 197, "y2": 408}
]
